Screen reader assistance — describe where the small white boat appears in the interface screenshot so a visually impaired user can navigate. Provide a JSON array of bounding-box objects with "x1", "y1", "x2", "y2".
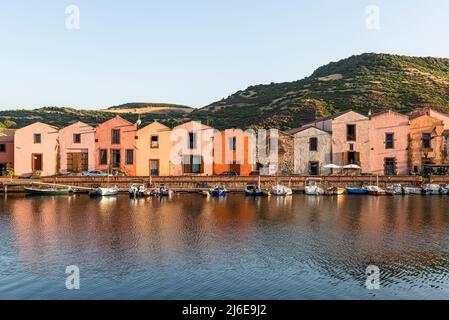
[
  {"x1": 422, "y1": 184, "x2": 440, "y2": 195},
  {"x1": 270, "y1": 184, "x2": 293, "y2": 196},
  {"x1": 366, "y1": 185, "x2": 387, "y2": 195},
  {"x1": 129, "y1": 184, "x2": 146, "y2": 197},
  {"x1": 386, "y1": 184, "x2": 403, "y2": 195},
  {"x1": 91, "y1": 186, "x2": 119, "y2": 196},
  {"x1": 305, "y1": 178, "x2": 324, "y2": 195},
  {"x1": 403, "y1": 187, "x2": 422, "y2": 195}
]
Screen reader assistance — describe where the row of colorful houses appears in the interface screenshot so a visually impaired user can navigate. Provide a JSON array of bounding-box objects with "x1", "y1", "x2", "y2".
[
  {"x1": 1, "y1": 108, "x2": 449, "y2": 177},
  {"x1": 0, "y1": 116, "x2": 254, "y2": 177}
]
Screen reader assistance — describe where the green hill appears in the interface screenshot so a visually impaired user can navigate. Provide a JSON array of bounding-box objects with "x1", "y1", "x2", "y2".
[
  {"x1": 189, "y1": 53, "x2": 449, "y2": 130},
  {"x1": 2, "y1": 53, "x2": 449, "y2": 130}
]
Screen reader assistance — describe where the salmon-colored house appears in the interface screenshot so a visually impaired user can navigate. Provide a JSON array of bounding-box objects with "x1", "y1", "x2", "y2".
[
  {"x1": 409, "y1": 113, "x2": 445, "y2": 175},
  {"x1": 14, "y1": 122, "x2": 59, "y2": 177},
  {"x1": 213, "y1": 129, "x2": 254, "y2": 176},
  {"x1": 95, "y1": 116, "x2": 137, "y2": 176},
  {"x1": 0, "y1": 128, "x2": 15, "y2": 176},
  {"x1": 170, "y1": 121, "x2": 214, "y2": 176},
  {"x1": 368, "y1": 110, "x2": 410, "y2": 175},
  {"x1": 59, "y1": 121, "x2": 96, "y2": 174},
  {"x1": 135, "y1": 121, "x2": 172, "y2": 176}
]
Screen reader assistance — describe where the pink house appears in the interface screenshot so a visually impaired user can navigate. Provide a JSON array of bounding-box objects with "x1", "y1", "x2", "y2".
[
  {"x1": 368, "y1": 110, "x2": 410, "y2": 175},
  {"x1": 329, "y1": 111, "x2": 370, "y2": 172},
  {"x1": 170, "y1": 121, "x2": 214, "y2": 175},
  {"x1": 14, "y1": 122, "x2": 59, "y2": 177},
  {"x1": 95, "y1": 116, "x2": 137, "y2": 176},
  {"x1": 0, "y1": 128, "x2": 15, "y2": 176},
  {"x1": 59, "y1": 121, "x2": 96, "y2": 174},
  {"x1": 302, "y1": 110, "x2": 371, "y2": 172}
]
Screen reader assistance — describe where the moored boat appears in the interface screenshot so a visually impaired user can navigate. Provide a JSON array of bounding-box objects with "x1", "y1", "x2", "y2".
[
  {"x1": 129, "y1": 184, "x2": 146, "y2": 197},
  {"x1": 386, "y1": 184, "x2": 403, "y2": 195},
  {"x1": 422, "y1": 184, "x2": 440, "y2": 195},
  {"x1": 305, "y1": 178, "x2": 324, "y2": 196},
  {"x1": 245, "y1": 185, "x2": 267, "y2": 196},
  {"x1": 270, "y1": 184, "x2": 293, "y2": 196},
  {"x1": 159, "y1": 185, "x2": 174, "y2": 197},
  {"x1": 24, "y1": 187, "x2": 70, "y2": 195},
  {"x1": 209, "y1": 186, "x2": 227, "y2": 197},
  {"x1": 345, "y1": 186, "x2": 369, "y2": 194},
  {"x1": 402, "y1": 187, "x2": 422, "y2": 195},
  {"x1": 366, "y1": 185, "x2": 387, "y2": 195},
  {"x1": 325, "y1": 187, "x2": 345, "y2": 195}
]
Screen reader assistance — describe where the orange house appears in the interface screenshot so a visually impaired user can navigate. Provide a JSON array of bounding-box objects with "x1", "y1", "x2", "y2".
[
  {"x1": 409, "y1": 113, "x2": 445, "y2": 175},
  {"x1": 213, "y1": 129, "x2": 254, "y2": 176},
  {"x1": 95, "y1": 116, "x2": 137, "y2": 176}
]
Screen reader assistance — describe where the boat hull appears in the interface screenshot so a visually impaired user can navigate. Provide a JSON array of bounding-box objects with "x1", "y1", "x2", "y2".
[{"x1": 24, "y1": 188, "x2": 70, "y2": 195}]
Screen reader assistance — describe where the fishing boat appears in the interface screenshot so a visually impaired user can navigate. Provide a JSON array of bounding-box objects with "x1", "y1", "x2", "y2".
[
  {"x1": 325, "y1": 187, "x2": 345, "y2": 195},
  {"x1": 440, "y1": 184, "x2": 449, "y2": 195},
  {"x1": 245, "y1": 176, "x2": 267, "y2": 196},
  {"x1": 345, "y1": 186, "x2": 369, "y2": 194},
  {"x1": 366, "y1": 185, "x2": 387, "y2": 195},
  {"x1": 209, "y1": 186, "x2": 227, "y2": 197},
  {"x1": 304, "y1": 179, "x2": 324, "y2": 196},
  {"x1": 422, "y1": 184, "x2": 440, "y2": 195},
  {"x1": 159, "y1": 185, "x2": 174, "y2": 197},
  {"x1": 386, "y1": 184, "x2": 403, "y2": 195},
  {"x1": 402, "y1": 186, "x2": 422, "y2": 195},
  {"x1": 270, "y1": 184, "x2": 293, "y2": 196},
  {"x1": 245, "y1": 185, "x2": 267, "y2": 196},
  {"x1": 24, "y1": 187, "x2": 70, "y2": 195},
  {"x1": 129, "y1": 184, "x2": 146, "y2": 197},
  {"x1": 90, "y1": 186, "x2": 119, "y2": 197}
]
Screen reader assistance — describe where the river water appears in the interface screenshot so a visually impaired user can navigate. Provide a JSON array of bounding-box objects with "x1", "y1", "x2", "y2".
[{"x1": 0, "y1": 193, "x2": 448, "y2": 299}]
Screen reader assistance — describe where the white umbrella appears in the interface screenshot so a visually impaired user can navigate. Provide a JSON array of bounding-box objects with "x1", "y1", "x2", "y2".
[
  {"x1": 343, "y1": 164, "x2": 361, "y2": 169},
  {"x1": 323, "y1": 164, "x2": 342, "y2": 169}
]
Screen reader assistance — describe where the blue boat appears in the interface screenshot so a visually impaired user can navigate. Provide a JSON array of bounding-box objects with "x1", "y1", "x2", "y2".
[
  {"x1": 209, "y1": 186, "x2": 227, "y2": 197},
  {"x1": 345, "y1": 186, "x2": 369, "y2": 194}
]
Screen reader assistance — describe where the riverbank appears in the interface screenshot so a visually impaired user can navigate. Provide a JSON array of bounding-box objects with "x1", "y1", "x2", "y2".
[{"x1": 0, "y1": 175, "x2": 439, "y2": 193}]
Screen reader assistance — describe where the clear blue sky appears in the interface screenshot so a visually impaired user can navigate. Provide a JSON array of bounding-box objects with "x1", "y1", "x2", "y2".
[{"x1": 1, "y1": 0, "x2": 449, "y2": 110}]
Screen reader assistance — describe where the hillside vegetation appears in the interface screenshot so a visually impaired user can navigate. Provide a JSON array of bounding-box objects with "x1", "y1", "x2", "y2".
[
  {"x1": 189, "y1": 53, "x2": 449, "y2": 130},
  {"x1": 2, "y1": 53, "x2": 449, "y2": 130}
]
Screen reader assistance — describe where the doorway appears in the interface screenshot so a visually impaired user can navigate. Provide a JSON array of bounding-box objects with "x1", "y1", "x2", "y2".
[
  {"x1": 67, "y1": 152, "x2": 88, "y2": 173},
  {"x1": 32, "y1": 154, "x2": 43, "y2": 172},
  {"x1": 149, "y1": 159, "x2": 159, "y2": 176}
]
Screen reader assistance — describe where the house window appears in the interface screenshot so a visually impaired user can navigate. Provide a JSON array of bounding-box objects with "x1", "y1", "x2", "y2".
[
  {"x1": 0, "y1": 144, "x2": 5, "y2": 152},
  {"x1": 112, "y1": 129, "x2": 120, "y2": 144},
  {"x1": 309, "y1": 161, "x2": 319, "y2": 176},
  {"x1": 99, "y1": 149, "x2": 108, "y2": 165},
  {"x1": 188, "y1": 132, "x2": 197, "y2": 149},
  {"x1": 34, "y1": 133, "x2": 41, "y2": 144},
  {"x1": 347, "y1": 124, "x2": 356, "y2": 141},
  {"x1": 309, "y1": 137, "x2": 318, "y2": 151},
  {"x1": 385, "y1": 133, "x2": 394, "y2": 149},
  {"x1": 111, "y1": 149, "x2": 120, "y2": 167},
  {"x1": 126, "y1": 149, "x2": 134, "y2": 165},
  {"x1": 151, "y1": 135, "x2": 159, "y2": 148},
  {"x1": 229, "y1": 137, "x2": 237, "y2": 151},
  {"x1": 73, "y1": 134, "x2": 81, "y2": 144},
  {"x1": 182, "y1": 155, "x2": 203, "y2": 174},
  {"x1": 384, "y1": 157, "x2": 396, "y2": 176},
  {"x1": 422, "y1": 133, "x2": 431, "y2": 149}
]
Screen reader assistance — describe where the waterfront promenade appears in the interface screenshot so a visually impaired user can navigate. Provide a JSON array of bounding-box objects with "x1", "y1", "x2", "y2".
[{"x1": 0, "y1": 175, "x2": 433, "y2": 193}]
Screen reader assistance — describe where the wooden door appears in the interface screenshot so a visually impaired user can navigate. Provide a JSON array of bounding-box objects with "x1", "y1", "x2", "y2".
[
  {"x1": 32, "y1": 154, "x2": 43, "y2": 172},
  {"x1": 67, "y1": 153, "x2": 88, "y2": 172},
  {"x1": 149, "y1": 159, "x2": 159, "y2": 176}
]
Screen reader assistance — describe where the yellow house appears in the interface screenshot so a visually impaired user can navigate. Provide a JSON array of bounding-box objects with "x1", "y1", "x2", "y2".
[{"x1": 135, "y1": 121, "x2": 172, "y2": 176}]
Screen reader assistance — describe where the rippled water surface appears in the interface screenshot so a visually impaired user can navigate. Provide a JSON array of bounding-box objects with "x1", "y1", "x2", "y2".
[{"x1": 1, "y1": 193, "x2": 449, "y2": 299}]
